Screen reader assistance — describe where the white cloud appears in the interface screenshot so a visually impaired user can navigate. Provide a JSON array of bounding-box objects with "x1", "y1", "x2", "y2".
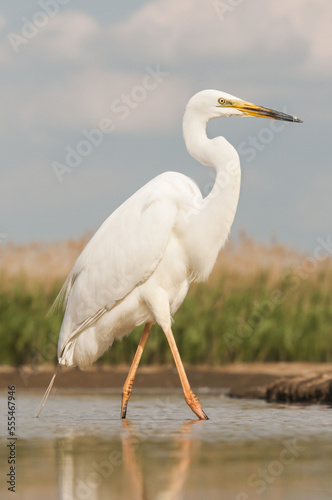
[
  {"x1": 111, "y1": 0, "x2": 332, "y2": 75},
  {"x1": 17, "y1": 66, "x2": 188, "y2": 134},
  {"x1": 270, "y1": 1, "x2": 332, "y2": 74},
  {"x1": 4, "y1": 10, "x2": 98, "y2": 62},
  {"x1": 0, "y1": 2, "x2": 331, "y2": 247},
  {"x1": 8, "y1": 1, "x2": 330, "y2": 74},
  {"x1": 33, "y1": 10, "x2": 99, "y2": 61},
  {"x1": 3, "y1": 1, "x2": 331, "y2": 139},
  {"x1": 1, "y1": 9, "x2": 190, "y2": 135}
]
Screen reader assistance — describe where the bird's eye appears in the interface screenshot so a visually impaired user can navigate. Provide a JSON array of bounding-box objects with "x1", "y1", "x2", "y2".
[{"x1": 218, "y1": 98, "x2": 226, "y2": 105}]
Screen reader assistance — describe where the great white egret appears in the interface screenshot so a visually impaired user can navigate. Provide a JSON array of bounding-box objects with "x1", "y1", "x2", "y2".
[{"x1": 38, "y1": 89, "x2": 302, "y2": 420}]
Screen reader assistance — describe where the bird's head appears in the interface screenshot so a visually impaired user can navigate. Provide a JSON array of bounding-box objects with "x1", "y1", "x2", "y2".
[{"x1": 186, "y1": 89, "x2": 302, "y2": 123}]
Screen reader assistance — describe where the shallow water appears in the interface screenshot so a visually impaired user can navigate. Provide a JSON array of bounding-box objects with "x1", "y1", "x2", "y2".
[{"x1": 0, "y1": 389, "x2": 331, "y2": 499}]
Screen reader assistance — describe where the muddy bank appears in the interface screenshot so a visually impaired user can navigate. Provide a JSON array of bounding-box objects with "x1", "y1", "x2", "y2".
[
  {"x1": 1, "y1": 363, "x2": 332, "y2": 404},
  {"x1": 227, "y1": 363, "x2": 332, "y2": 404}
]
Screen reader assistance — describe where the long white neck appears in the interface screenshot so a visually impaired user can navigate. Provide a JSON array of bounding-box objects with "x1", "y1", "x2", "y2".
[{"x1": 182, "y1": 107, "x2": 241, "y2": 280}]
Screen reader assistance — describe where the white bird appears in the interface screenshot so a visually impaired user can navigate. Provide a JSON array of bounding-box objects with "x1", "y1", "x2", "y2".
[{"x1": 38, "y1": 89, "x2": 302, "y2": 420}]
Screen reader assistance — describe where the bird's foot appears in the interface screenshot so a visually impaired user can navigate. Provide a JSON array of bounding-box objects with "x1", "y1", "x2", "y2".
[
  {"x1": 121, "y1": 384, "x2": 133, "y2": 419},
  {"x1": 121, "y1": 403, "x2": 128, "y2": 419},
  {"x1": 185, "y1": 391, "x2": 209, "y2": 420}
]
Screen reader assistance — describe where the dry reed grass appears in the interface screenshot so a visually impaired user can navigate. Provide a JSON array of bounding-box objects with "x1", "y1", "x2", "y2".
[
  {"x1": 0, "y1": 231, "x2": 322, "y2": 290},
  {"x1": 1, "y1": 233, "x2": 332, "y2": 365}
]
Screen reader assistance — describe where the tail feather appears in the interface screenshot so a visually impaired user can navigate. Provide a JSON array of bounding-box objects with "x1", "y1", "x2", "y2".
[
  {"x1": 35, "y1": 364, "x2": 60, "y2": 417},
  {"x1": 48, "y1": 270, "x2": 81, "y2": 316}
]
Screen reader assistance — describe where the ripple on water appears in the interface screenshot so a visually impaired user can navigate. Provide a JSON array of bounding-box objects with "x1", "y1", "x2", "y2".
[{"x1": 0, "y1": 390, "x2": 331, "y2": 500}]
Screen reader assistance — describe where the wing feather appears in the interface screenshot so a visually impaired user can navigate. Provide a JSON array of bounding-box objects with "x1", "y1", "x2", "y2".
[{"x1": 56, "y1": 172, "x2": 199, "y2": 359}]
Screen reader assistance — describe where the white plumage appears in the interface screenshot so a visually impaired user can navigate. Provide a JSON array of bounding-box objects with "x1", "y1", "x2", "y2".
[
  {"x1": 38, "y1": 89, "x2": 301, "y2": 420},
  {"x1": 57, "y1": 172, "x2": 206, "y2": 368}
]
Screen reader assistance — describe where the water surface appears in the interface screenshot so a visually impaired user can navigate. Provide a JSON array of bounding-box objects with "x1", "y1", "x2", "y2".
[{"x1": 0, "y1": 389, "x2": 331, "y2": 499}]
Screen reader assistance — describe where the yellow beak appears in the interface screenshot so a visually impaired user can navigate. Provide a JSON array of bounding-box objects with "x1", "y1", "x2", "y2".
[{"x1": 235, "y1": 101, "x2": 303, "y2": 123}]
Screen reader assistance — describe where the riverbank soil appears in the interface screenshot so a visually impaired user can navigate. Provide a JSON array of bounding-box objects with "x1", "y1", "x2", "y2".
[{"x1": 1, "y1": 363, "x2": 332, "y2": 404}]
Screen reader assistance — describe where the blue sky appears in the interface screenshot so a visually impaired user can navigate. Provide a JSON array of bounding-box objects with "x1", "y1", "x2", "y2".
[{"x1": 0, "y1": 0, "x2": 331, "y2": 252}]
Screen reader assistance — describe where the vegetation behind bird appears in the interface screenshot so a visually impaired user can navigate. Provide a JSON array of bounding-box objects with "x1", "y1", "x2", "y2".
[{"x1": 1, "y1": 234, "x2": 331, "y2": 366}]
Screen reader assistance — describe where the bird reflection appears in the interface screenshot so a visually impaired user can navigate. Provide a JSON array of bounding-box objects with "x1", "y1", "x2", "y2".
[
  {"x1": 121, "y1": 419, "x2": 201, "y2": 500},
  {"x1": 121, "y1": 419, "x2": 146, "y2": 500},
  {"x1": 160, "y1": 421, "x2": 201, "y2": 500},
  {"x1": 56, "y1": 420, "x2": 201, "y2": 500}
]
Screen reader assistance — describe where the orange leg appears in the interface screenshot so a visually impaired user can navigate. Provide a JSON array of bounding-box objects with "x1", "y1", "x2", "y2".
[
  {"x1": 164, "y1": 328, "x2": 209, "y2": 420},
  {"x1": 121, "y1": 323, "x2": 151, "y2": 419}
]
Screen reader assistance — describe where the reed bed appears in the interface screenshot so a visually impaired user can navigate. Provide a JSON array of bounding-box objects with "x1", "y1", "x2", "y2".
[{"x1": 1, "y1": 234, "x2": 331, "y2": 366}]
